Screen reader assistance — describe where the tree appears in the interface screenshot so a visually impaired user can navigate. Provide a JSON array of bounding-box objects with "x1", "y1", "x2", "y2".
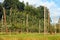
[
  {"x1": 37, "y1": 6, "x2": 50, "y2": 34},
  {"x1": 44, "y1": 6, "x2": 51, "y2": 34},
  {"x1": 0, "y1": 3, "x2": 3, "y2": 20},
  {"x1": 3, "y1": 0, "x2": 20, "y2": 9},
  {"x1": 3, "y1": 0, "x2": 19, "y2": 33},
  {"x1": 37, "y1": 6, "x2": 44, "y2": 33},
  {"x1": 17, "y1": 1, "x2": 25, "y2": 11},
  {"x1": 0, "y1": 0, "x2": 51, "y2": 33}
]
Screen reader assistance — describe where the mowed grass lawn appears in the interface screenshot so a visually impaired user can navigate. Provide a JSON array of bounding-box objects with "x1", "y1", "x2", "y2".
[{"x1": 0, "y1": 33, "x2": 60, "y2": 40}]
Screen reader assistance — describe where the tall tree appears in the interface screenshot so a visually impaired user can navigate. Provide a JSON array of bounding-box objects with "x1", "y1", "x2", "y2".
[
  {"x1": 37, "y1": 6, "x2": 44, "y2": 33},
  {"x1": 17, "y1": 1, "x2": 25, "y2": 11},
  {"x1": 0, "y1": 3, "x2": 3, "y2": 20},
  {"x1": 37, "y1": 6, "x2": 50, "y2": 34},
  {"x1": 44, "y1": 6, "x2": 50, "y2": 34},
  {"x1": 3, "y1": 0, "x2": 19, "y2": 33},
  {"x1": 3, "y1": 7, "x2": 8, "y2": 33}
]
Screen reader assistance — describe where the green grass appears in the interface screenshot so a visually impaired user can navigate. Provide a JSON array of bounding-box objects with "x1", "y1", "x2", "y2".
[{"x1": 0, "y1": 33, "x2": 60, "y2": 40}]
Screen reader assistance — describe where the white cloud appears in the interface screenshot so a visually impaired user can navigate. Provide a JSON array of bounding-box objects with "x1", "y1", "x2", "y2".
[{"x1": 19, "y1": 0, "x2": 39, "y2": 6}]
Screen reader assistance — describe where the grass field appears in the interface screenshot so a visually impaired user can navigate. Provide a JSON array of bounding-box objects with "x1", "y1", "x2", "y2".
[{"x1": 0, "y1": 33, "x2": 60, "y2": 40}]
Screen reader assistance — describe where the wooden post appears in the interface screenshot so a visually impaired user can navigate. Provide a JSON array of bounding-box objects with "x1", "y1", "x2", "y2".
[
  {"x1": 39, "y1": 20, "x2": 41, "y2": 33},
  {"x1": 3, "y1": 7, "x2": 8, "y2": 33},
  {"x1": 26, "y1": 14, "x2": 29, "y2": 33},
  {"x1": 10, "y1": 8, "x2": 12, "y2": 24},
  {"x1": 44, "y1": 7, "x2": 46, "y2": 34},
  {"x1": 1, "y1": 15, "x2": 3, "y2": 32},
  {"x1": 48, "y1": 12, "x2": 52, "y2": 34},
  {"x1": 9, "y1": 8, "x2": 12, "y2": 34},
  {"x1": 55, "y1": 24, "x2": 56, "y2": 34},
  {"x1": 59, "y1": 24, "x2": 60, "y2": 33}
]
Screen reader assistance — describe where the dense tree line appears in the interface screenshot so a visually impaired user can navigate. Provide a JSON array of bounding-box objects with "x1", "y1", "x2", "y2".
[{"x1": 0, "y1": 0, "x2": 50, "y2": 33}]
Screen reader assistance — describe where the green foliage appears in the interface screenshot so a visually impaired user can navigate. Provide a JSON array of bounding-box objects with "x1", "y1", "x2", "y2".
[
  {"x1": 0, "y1": 0, "x2": 50, "y2": 33},
  {"x1": 37, "y1": 6, "x2": 44, "y2": 19},
  {"x1": 17, "y1": 1, "x2": 25, "y2": 11},
  {"x1": 0, "y1": 3, "x2": 3, "y2": 20},
  {"x1": 3, "y1": 0, "x2": 15, "y2": 8}
]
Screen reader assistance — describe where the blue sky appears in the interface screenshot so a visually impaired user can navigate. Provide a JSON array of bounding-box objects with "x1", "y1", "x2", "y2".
[
  {"x1": 0, "y1": 0, "x2": 4, "y2": 2},
  {"x1": 0, "y1": 0, "x2": 60, "y2": 23}
]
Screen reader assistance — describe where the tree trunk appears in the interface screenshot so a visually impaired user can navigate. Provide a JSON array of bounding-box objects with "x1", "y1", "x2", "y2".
[
  {"x1": 48, "y1": 12, "x2": 52, "y2": 34},
  {"x1": 39, "y1": 20, "x2": 41, "y2": 33},
  {"x1": 23, "y1": 20, "x2": 25, "y2": 32},
  {"x1": 55, "y1": 24, "x2": 56, "y2": 34},
  {"x1": 59, "y1": 24, "x2": 60, "y2": 33},
  {"x1": 1, "y1": 15, "x2": 3, "y2": 32},
  {"x1": 3, "y1": 8, "x2": 8, "y2": 33},
  {"x1": 10, "y1": 8, "x2": 12, "y2": 24},
  {"x1": 44, "y1": 7, "x2": 47, "y2": 34},
  {"x1": 9, "y1": 8, "x2": 12, "y2": 34},
  {"x1": 21, "y1": 20, "x2": 23, "y2": 33},
  {"x1": 26, "y1": 14, "x2": 29, "y2": 33}
]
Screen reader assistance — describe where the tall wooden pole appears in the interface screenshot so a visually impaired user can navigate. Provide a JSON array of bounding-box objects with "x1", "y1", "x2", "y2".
[
  {"x1": 1, "y1": 15, "x2": 3, "y2": 32},
  {"x1": 55, "y1": 24, "x2": 56, "y2": 34},
  {"x1": 10, "y1": 8, "x2": 12, "y2": 24},
  {"x1": 39, "y1": 20, "x2": 41, "y2": 33},
  {"x1": 9, "y1": 8, "x2": 12, "y2": 33},
  {"x1": 48, "y1": 12, "x2": 49, "y2": 33},
  {"x1": 26, "y1": 14, "x2": 29, "y2": 33},
  {"x1": 44, "y1": 7, "x2": 47, "y2": 34},
  {"x1": 3, "y1": 7, "x2": 8, "y2": 33},
  {"x1": 48, "y1": 12, "x2": 52, "y2": 34}
]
